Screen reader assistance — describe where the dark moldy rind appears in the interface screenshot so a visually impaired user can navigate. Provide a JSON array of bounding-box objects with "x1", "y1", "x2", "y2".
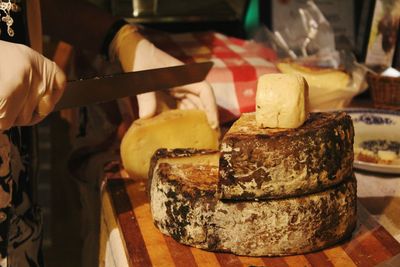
[
  {"x1": 219, "y1": 112, "x2": 354, "y2": 200},
  {"x1": 149, "y1": 149, "x2": 220, "y2": 248},
  {"x1": 149, "y1": 149, "x2": 357, "y2": 256}
]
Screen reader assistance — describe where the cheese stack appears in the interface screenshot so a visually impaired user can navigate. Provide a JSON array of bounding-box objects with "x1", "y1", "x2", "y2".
[
  {"x1": 149, "y1": 149, "x2": 356, "y2": 256},
  {"x1": 148, "y1": 73, "x2": 357, "y2": 256}
]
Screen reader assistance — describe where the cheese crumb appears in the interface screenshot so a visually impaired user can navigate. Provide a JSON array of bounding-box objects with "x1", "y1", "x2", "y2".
[{"x1": 256, "y1": 73, "x2": 309, "y2": 128}]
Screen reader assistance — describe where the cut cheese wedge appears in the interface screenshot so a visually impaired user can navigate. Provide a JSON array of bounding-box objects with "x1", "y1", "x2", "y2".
[
  {"x1": 120, "y1": 109, "x2": 219, "y2": 179},
  {"x1": 219, "y1": 111, "x2": 354, "y2": 200}
]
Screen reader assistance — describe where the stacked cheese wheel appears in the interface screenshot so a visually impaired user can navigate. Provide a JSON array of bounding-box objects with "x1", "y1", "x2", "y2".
[{"x1": 147, "y1": 74, "x2": 357, "y2": 256}]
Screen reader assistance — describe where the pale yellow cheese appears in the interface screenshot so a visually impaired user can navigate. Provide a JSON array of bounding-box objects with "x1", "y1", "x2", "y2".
[
  {"x1": 377, "y1": 150, "x2": 397, "y2": 162},
  {"x1": 157, "y1": 153, "x2": 220, "y2": 167},
  {"x1": 277, "y1": 62, "x2": 350, "y2": 92},
  {"x1": 256, "y1": 73, "x2": 309, "y2": 128},
  {"x1": 120, "y1": 109, "x2": 219, "y2": 179}
]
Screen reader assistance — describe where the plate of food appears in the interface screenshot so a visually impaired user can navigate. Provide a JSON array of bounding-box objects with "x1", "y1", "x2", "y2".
[{"x1": 345, "y1": 108, "x2": 400, "y2": 174}]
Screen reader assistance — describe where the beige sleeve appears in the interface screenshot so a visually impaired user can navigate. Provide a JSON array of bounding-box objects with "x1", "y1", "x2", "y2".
[{"x1": 108, "y1": 24, "x2": 144, "y2": 71}]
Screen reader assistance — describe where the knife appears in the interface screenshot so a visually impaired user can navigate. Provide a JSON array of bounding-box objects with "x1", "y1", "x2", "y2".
[{"x1": 54, "y1": 61, "x2": 213, "y2": 111}]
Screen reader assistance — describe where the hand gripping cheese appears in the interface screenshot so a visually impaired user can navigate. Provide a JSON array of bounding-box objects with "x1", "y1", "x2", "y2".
[
  {"x1": 148, "y1": 149, "x2": 357, "y2": 256},
  {"x1": 219, "y1": 112, "x2": 354, "y2": 200},
  {"x1": 256, "y1": 73, "x2": 309, "y2": 128},
  {"x1": 120, "y1": 109, "x2": 219, "y2": 179}
]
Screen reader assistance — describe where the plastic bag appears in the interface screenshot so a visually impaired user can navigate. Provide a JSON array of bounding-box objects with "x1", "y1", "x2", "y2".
[{"x1": 250, "y1": 0, "x2": 368, "y2": 110}]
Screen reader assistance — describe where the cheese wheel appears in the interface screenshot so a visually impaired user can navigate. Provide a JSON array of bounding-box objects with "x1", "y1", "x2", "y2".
[
  {"x1": 277, "y1": 62, "x2": 350, "y2": 93},
  {"x1": 149, "y1": 149, "x2": 357, "y2": 256},
  {"x1": 256, "y1": 73, "x2": 309, "y2": 128},
  {"x1": 120, "y1": 109, "x2": 219, "y2": 179},
  {"x1": 219, "y1": 111, "x2": 354, "y2": 200}
]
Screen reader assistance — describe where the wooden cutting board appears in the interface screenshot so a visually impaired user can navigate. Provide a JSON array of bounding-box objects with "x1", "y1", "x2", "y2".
[{"x1": 103, "y1": 162, "x2": 400, "y2": 267}]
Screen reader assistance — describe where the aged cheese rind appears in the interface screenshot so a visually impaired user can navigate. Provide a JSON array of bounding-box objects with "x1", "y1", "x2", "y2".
[
  {"x1": 149, "y1": 150, "x2": 357, "y2": 256},
  {"x1": 219, "y1": 111, "x2": 354, "y2": 200},
  {"x1": 148, "y1": 149, "x2": 220, "y2": 248}
]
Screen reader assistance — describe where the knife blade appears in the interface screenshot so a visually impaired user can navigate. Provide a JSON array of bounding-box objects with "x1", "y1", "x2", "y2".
[{"x1": 54, "y1": 61, "x2": 213, "y2": 111}]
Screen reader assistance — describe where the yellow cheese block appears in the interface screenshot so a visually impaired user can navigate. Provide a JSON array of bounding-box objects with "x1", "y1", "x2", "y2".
[
  {"x1": 256, "y1": 73, "x2": 309, "y2": 128},
  {"x1": 120, "y1": 109, "x2": 219, "y2": 179},
  {"x1": 277, "y1": 62, "x2": 350, "y2": 92}
]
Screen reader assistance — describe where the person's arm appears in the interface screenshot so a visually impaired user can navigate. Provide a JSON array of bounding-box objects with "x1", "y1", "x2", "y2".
[
  {"x1": 40, "y1": 0, "x2": 119, "y2": 53},
  {"x1": 41, "y1": 0, "x2": 219, "y2": 129}
]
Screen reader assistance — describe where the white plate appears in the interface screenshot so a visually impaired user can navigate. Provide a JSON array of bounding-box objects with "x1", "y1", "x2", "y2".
[{"x1": 345, "y1": 108, "x2": 400, "y2": 174}]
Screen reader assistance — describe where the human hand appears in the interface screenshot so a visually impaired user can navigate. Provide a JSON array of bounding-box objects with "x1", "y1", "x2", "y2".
[
  {"x1": 109, "y1": 24, "x2": 219, "y2": 129},
  {"x1": 0, "y1": 41, "x2": 66, "y2": 130}
]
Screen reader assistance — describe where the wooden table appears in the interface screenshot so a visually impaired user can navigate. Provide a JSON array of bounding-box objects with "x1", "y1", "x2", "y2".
[{"x1": 99, "y1": 159, "x2": 400, "y2": 267}]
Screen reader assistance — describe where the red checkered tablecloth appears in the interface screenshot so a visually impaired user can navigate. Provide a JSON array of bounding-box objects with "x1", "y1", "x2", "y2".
[{"x1": 144, "y1": 31, "x2": 279, "y2": 124}]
